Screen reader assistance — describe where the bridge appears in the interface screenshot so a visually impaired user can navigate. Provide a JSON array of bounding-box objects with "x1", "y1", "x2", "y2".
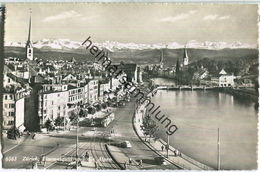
[
  {"x1": 156, "y1": 85, "x2": 216, "y2": 91},
  {"x1": 152, "y1": 85, "x2": 258, "y2": 102}
]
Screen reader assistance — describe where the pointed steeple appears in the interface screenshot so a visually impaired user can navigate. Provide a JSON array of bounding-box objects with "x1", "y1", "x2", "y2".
[
  {"x1": 27, "y1": 9, "x2": 32, "y2": 45},
  {"x1": 26, "y1": 9, "x2": 34, "y2": 61},
  {"x1": 183, "y1": 45, "x2": 189, "y2": 66},
  {"x1": 160, "y1": 50, "x2": 163, "y2": 62},
  {"x1": 159, "y1": 49, "x2": 164, "y2": 68}
]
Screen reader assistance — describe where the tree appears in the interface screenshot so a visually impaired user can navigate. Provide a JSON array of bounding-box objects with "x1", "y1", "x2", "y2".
[
  {"x1": 94, "y1": 103, "x2": 102, "y2": 112},
  {"x1": 175, "y1": 59, "x2": 180, "y2": 85},
  {"x1": 69, "y1": 112, "x2": 77, "y2": 122},
  {"x1": 54, "y1": 116, "x2": 63, "y2": 127},
  {"x1": 141, "y1": 115, "x2": 158, "y2": 142},
  {"x1": 44, "y1": 119, "x2": 54, "y2": 131},
  {"x1": 7, "y1": 127, "x2": 20, "y2": 140},
  {"x1": 87, "y1": 106, "x2": 96, "y2": 115},
  {"x1": 79, "y1": 109, "x2": 87, "y2": 117},
  {"x1": 101, "y1": 102, "x2": 108, "y2": 109},
  {"x1": 176, "y1": 58, "x2": 180, "y2": 74}
]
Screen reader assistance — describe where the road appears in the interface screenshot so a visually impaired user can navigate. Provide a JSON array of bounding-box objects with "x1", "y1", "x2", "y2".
[
  {"x1": 108, "y1": 100, "x2": 179, "y2": 170},
  {"x1": 3, "y1": 99, "x2": 178, "y2": 169}
]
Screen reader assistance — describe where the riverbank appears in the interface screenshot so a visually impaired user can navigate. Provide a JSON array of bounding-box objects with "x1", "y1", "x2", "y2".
[
  {"x1": 149, "y1": 89, "x2": 257, "y2": 169},
  {"x1": 217, "y1": 87, "x2": 258, "y2": 102},
  {"x1": 132, "y1": 102, "x2": 214, "y2": 170}
]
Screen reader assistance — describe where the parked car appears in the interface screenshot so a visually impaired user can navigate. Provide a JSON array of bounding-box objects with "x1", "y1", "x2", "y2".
[
  {"x1": 121, "y1": 141, "x2": 132, "y2": 148},
  {"x1": 154, "y1": 156, "x2": 166, "y2": 165},
  {"x1": 90, "y1": 127, "x2": 96, "y2": 131}
]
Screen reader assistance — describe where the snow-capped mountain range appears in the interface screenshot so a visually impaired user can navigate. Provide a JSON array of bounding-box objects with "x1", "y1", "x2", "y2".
[{"x1": 5, "y1": 39, "x2": 257, "y2": 51}]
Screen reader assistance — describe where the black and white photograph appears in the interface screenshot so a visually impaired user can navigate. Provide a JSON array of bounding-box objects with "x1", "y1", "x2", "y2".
[{"x1": 1, "y1": 3, "x2": 259, "y2": 170}]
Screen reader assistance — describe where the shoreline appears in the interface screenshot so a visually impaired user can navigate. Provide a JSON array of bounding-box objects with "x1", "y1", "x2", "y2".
[
  {"x1": 147, "y1": 87, "x2": 257, "y2": 170},
  {"x1": 132, "y1": 100, "x2": 214, "y2": 170}
]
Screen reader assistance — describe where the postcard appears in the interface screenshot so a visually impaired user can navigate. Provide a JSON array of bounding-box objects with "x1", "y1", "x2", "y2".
[{"x1": 1, "y1": 3, "x2": 258, "y2": 170}]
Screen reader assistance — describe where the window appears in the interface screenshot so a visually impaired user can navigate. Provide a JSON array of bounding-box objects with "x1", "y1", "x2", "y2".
[
  {"x1": 8, "y1": 78, "x2": 10, "y2": 83},
  {"x1": 8, "y1": 120, "x2": 14, "y2": 125},
  {"x1": 5, "y1": 95, "x2": 8, "y2": 100},
  {"x1": 9, "y1": 112, "x2": 15, "y2": 116},
  {"x1": 58, "y1": 106, "x2": 60, "y2": 110},
  {"x1": 9, "y1": 104, "x2": 15, "y2": 108},
  {"x1": 58, "y1": 94, "x2": 60, "y2": 97},
  {"x1": 4, "y1": 104, "x2": 8, "y2": 108}
]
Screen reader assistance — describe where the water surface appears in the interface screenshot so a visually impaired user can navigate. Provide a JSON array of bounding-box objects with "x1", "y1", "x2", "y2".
[{"x1": 151, "y1": 78, "x2": 257, "y2": 170}]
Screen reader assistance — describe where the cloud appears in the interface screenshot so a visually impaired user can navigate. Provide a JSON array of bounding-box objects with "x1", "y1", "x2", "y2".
[
  {"x1": 203, "y1": 15, "x2": 230, "y2": 21},
  {"x1": 219, "y1": 16, "x2": 230, "y2": 20},
  {"x1": 161, "y1": 10, "x2": 197, "y2": 23},
  {"x1": 80, "y1": 15, "x2": 99, "y2": 21},
  {"x1": 43, "y1": 10, "x2": 82, "y2": 22}
]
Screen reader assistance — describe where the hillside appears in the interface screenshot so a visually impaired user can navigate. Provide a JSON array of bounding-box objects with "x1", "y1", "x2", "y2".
[{"x1": 4, "y1": 46, "x2": 258, "y2": 67}]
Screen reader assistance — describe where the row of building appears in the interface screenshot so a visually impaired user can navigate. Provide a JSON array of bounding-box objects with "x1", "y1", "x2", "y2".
[
  {"x1": 3, "y1": 58, "x2": 144, "y2": 131},
  {"x1": 3, "y1": 11, "x2": 145, "y2": 132}
]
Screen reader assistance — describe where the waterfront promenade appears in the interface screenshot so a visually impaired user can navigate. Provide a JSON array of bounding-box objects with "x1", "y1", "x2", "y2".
[{"x1": 133, "y1": 103, "x2": 215, "y2": 170}]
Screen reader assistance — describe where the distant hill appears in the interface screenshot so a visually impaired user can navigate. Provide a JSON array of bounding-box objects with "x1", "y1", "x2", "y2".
[{"x1": 4, "y1": 46, "x2": 258, "y2": 67}]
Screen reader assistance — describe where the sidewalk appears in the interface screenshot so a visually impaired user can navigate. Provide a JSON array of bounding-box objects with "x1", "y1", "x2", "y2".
[
  {"x1": 133, "y1": 104, "x2": 214, "y2": 170},
  {"x1": 105, "y1": 144, "x2": 141, "y2": 170}
]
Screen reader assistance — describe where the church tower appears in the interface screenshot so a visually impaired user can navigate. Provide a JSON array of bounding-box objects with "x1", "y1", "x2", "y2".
[
  {"x1": 159, "y1": 49, "x2": 164, "y2": 69},
  {"x1": 26, "y1": 10, "x2": 33, "y2": 61},
  {"x1": 159, "y1": 45, "x2": 167, "y2": 69},
  {"x1": 183, "y1": 46, "x2": 189, "y2": 66}
]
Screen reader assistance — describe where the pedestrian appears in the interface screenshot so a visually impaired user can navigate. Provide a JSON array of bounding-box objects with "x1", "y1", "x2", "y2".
[
  {"x1": 84, "y1": 152, "x2": 89, "y2": 161},
  {"x1": 32, "y1": 133, "x2": 36, "y2": 139},
  {"x1": 32, "y1": 161, "x2": 38, "y2": 169},
  {"x1": 39, "y1": 155, "x2": 43, "y2": 164},
  {"x1": 161, "y1": 145, "x2": 164, "y2": 151},
  {"x1": 139, "y1": 159, "x2": 143, "y2": 167},
  {"x1": 78, "y1": 160, "x2": 82, "y2": 167},
  {"x1": 42, "y1": 155, "x2": 46, "y2": 166},
  {"x1": 124, "y1": 162, "x2": 128, "y2": 169},
  {"x1": 94, "y1": 160, "x2": 98, "y2": 169},
  {"x1": 129, "y1": 158, "x2": 132, "y2": 165}
]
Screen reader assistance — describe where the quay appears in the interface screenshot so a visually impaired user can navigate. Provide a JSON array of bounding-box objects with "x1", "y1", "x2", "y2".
[
  {"x1": 156, "y1": 85, "x2": 216, "y2": 91},
  {"x1": 153, "y1": 85, "x2": 258, "y2": 103},
  {"x1": 133, "y1": 102, "x2": 215, "y2": 170}
]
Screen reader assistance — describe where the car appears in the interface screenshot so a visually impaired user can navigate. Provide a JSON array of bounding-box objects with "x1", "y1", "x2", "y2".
[
  {"x1": 121, "y1": 141, "x2": 132, "y2": 148},
  {"x1": 90, "y1": 127, "x2": 96, "y2": 131},
  {"x1": 154, "y1": 156, "x2": 166, "y2": 165}
]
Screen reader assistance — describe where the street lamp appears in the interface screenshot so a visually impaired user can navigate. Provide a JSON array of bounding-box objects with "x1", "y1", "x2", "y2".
[
  {"x1": 76, "y1": 113, "x2": 79, "y2": 169},
  {"x1": 68, "y1": 103, "x2": 80, "y2": 169}
]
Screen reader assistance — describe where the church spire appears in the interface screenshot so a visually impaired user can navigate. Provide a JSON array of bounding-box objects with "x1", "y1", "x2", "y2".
[
  {"x1": 27, "y1": 9, "x2": 32, "y2": 44},
  {"x1": 26, "y1": 9, "x2": 34, "y2": 61},
  {"x1": 183, "y1": 45, "x2": 189, "y2": 66},
  {"x1": 159, "y1": 45, "x2": 167, "y2": 69},
  {"x1": 159, "y1": 49, "x2": 163, "y2": 69}
]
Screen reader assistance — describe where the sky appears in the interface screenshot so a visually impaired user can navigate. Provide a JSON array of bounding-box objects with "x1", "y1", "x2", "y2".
[{"x1": 5, "y1": 3, "x2": 259, "y2": 44}]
